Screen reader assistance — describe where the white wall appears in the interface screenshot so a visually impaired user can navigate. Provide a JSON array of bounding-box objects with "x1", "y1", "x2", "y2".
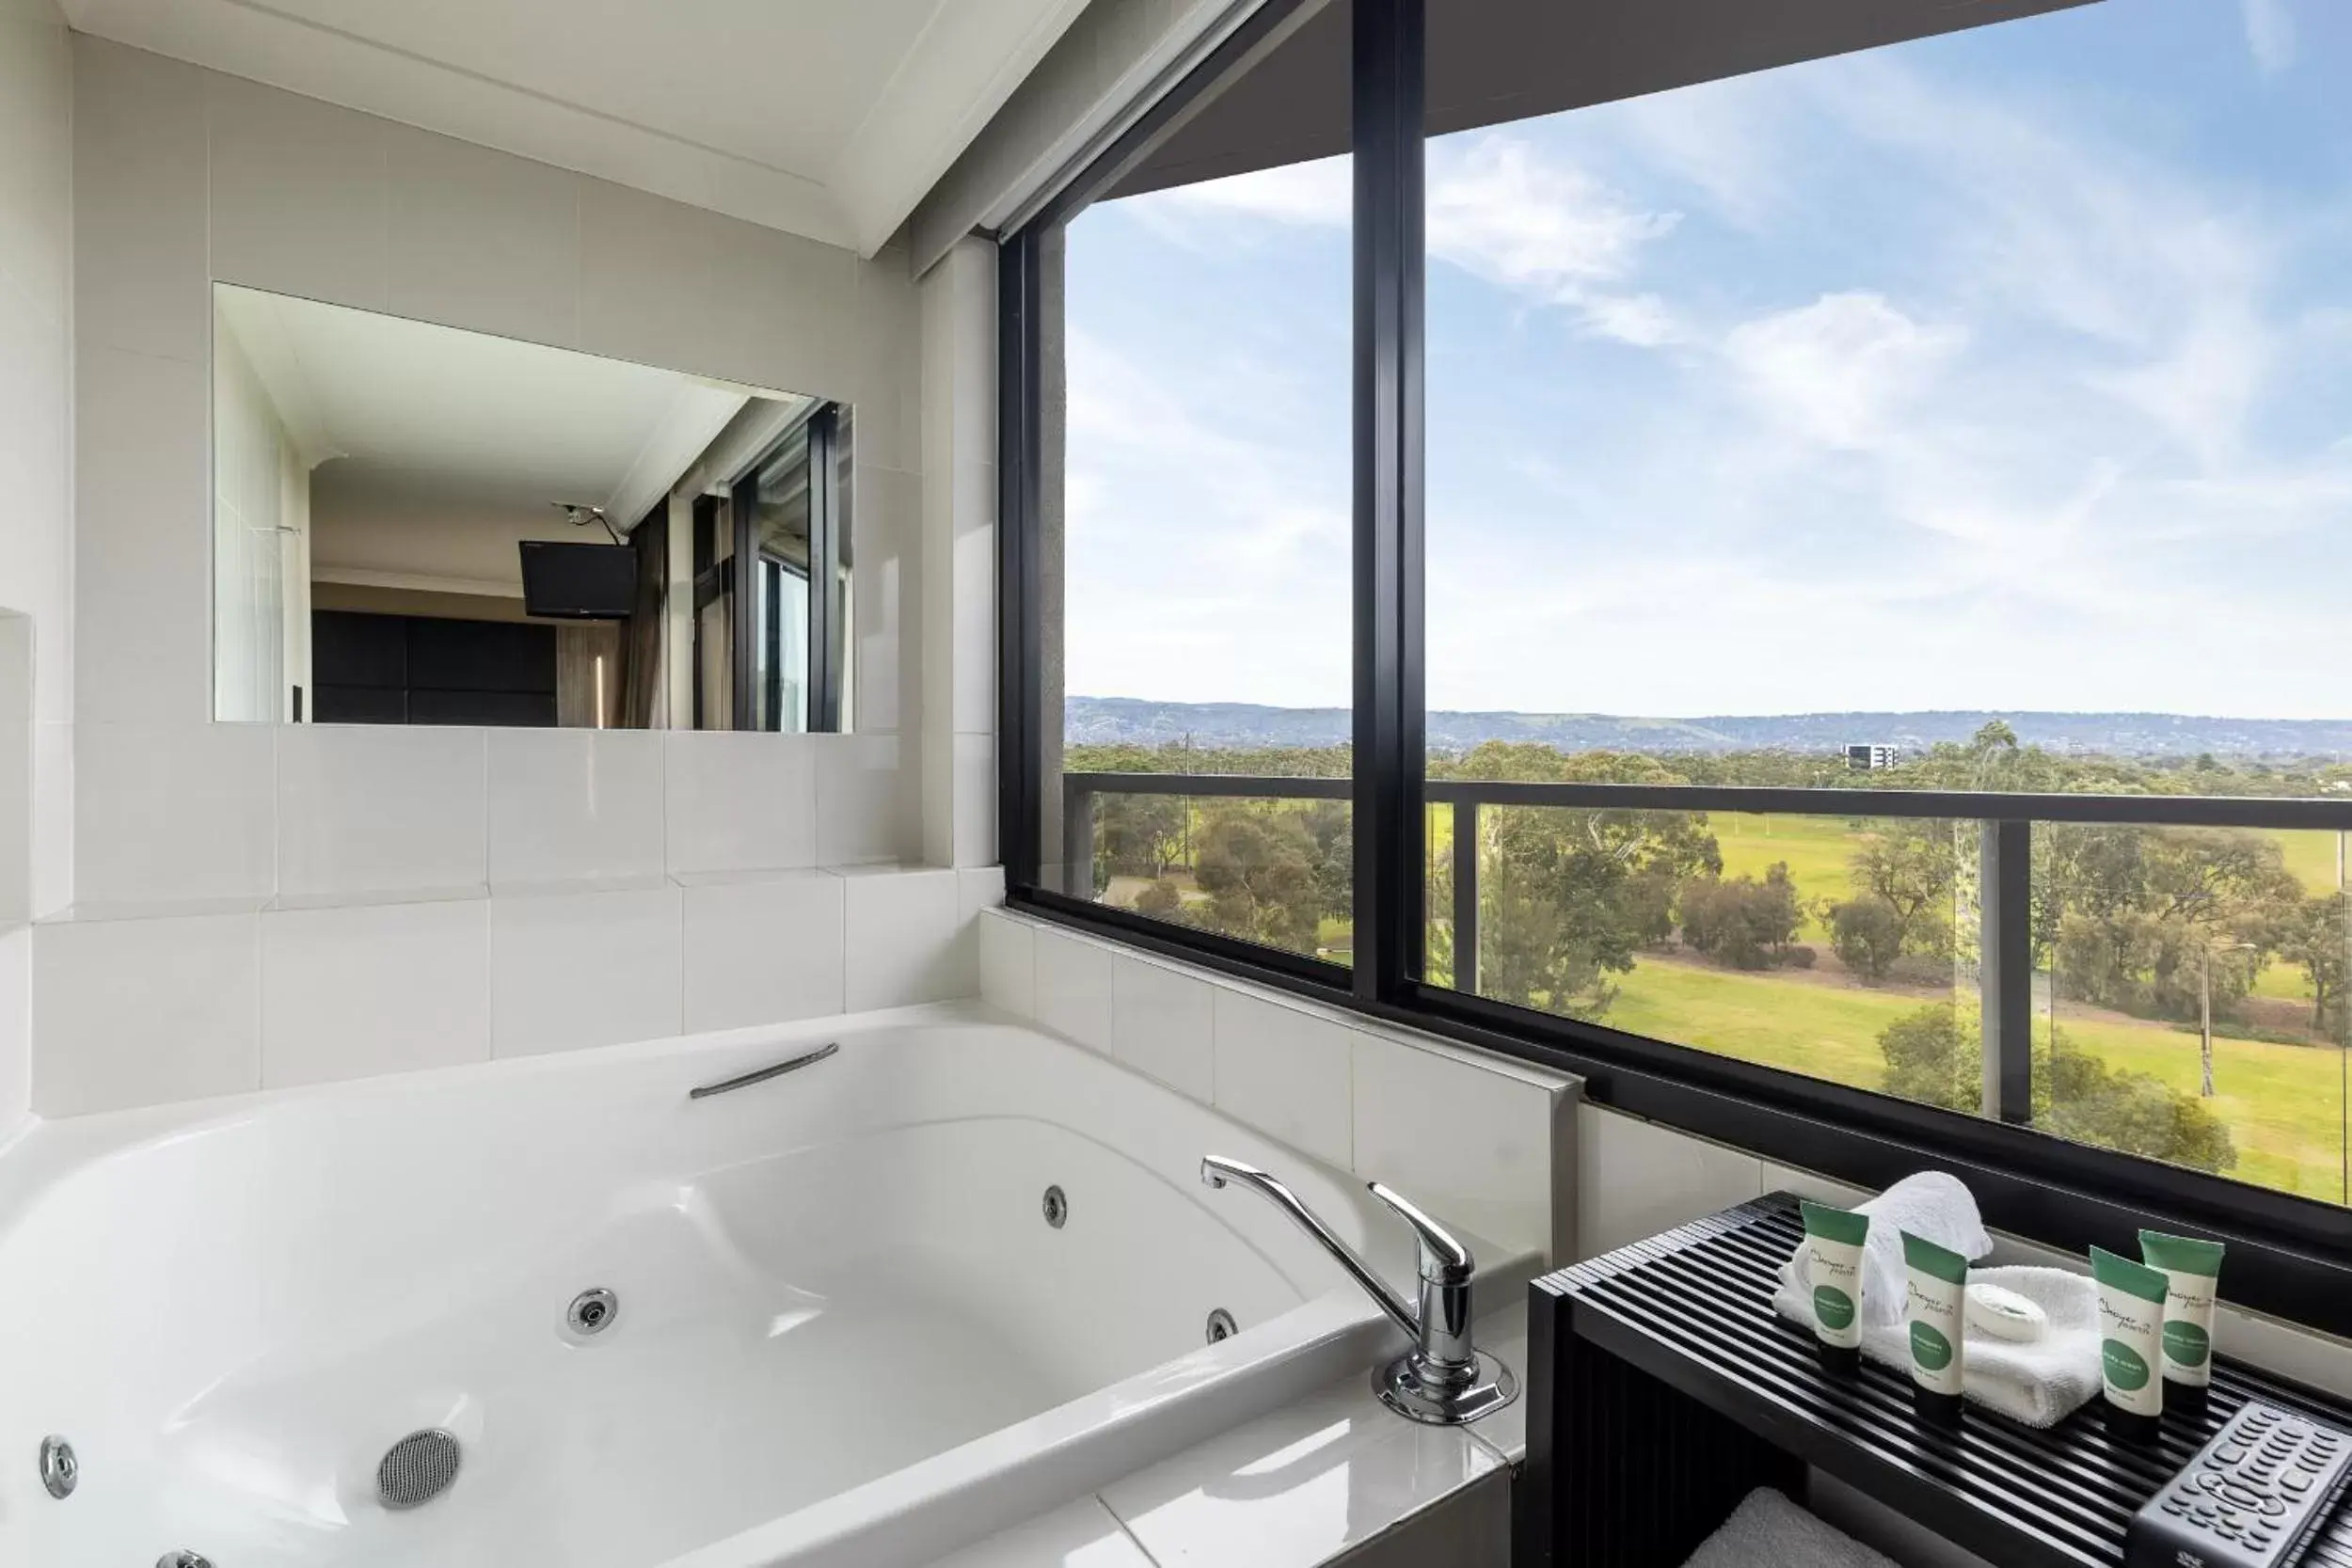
[
  {"x1": 29, "y1": 36, "x2": 977, "y2": 1119},
  {"x1": 0, "y1": 0, "x2": 73, "y2": 1136}
]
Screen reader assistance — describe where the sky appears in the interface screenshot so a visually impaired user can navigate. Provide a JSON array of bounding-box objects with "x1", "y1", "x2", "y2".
[{"x1": 1059, "y1": 0, "x2": 2352, "y2": 720}]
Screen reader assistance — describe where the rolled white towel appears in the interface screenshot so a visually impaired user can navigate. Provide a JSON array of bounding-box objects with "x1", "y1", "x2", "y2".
[
  {"x1": 1774, "y1": 1263, "x2": 2104, "y2": 1429},
  {"x1": 1682, "y1": 1487, "x2": 1899, "y2": 1568},
  {"x1": 1788, "y1": 1172, "x2": 1991, "y2": 1325}
]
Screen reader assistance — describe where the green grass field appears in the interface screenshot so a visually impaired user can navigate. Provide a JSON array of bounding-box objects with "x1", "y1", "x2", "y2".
[{"x1": 1608, "y1": 960, "x2": 2351, "y2": 1204}]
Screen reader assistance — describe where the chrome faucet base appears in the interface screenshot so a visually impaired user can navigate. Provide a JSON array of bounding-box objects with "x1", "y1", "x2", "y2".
[{"x1": 1375, "y1": 1349, "x2": 1518, "y2": 1426}]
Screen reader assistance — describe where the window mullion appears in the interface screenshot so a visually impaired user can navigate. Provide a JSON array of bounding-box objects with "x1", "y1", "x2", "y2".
[{"x1": 1352, "y1": 0, "x2": 1426, "y2": 1005}]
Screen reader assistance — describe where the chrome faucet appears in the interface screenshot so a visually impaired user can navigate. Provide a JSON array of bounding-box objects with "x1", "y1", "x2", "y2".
[{"x1": 1201, "y1": 1154, "x2": 1516, "y2": 1426}]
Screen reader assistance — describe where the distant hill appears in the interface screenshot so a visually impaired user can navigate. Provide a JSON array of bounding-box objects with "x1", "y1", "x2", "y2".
[{"x1": 1064, "y1": 698, "x2": 2352, "y2": 761}]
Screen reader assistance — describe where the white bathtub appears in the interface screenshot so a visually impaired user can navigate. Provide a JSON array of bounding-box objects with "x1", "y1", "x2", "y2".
[{"x1": 0, "y1": 1002, "x2": 1531, "y2": 1567}]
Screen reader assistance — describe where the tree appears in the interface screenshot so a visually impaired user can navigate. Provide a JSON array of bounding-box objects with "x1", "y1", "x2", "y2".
[
  {"x1": 1968, "y1": 720, "x2": 2020, "y2": 789},
  {"x1": 1193, "y1": 810, "x2": 1321, "y2": 954},
  {"x1": 1849, "y1": 820, "x2": 1961, "y2": 960},
  {"x1": 1830, "y1": 895, "x2": 1907, "y2": 982},
  {"x1": 1097, "y1": 792, "x2": 1187, "y2": 879},
  {"x1": 1680, "y1": 863, "x2": 1803, "y2": 970},
  {"x1": 2042, "y1": 826, "x2": 2296, "y2": 1026},
  {"x1": 1446, "y1": 745, "x2": 1724, "y2": 1024},
  {"x1": 2269, "y1": 894, "x2": 2351, "y2": 1045},
  {"x1": 1872, "y1": 1005, "x2": 2236, "y2": 1174}
]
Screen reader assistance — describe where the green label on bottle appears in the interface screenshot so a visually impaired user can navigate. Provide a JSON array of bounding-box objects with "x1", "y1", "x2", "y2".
[
  {"x1": 2163, "y1": 1319, "x2": 2212, "y2": 1368},
  {"x1": 2103, "y1": 1338, "x2": 2152, "y2": 1391},
  {"x1": 1910, "y1": 1321, "x2": 1954, "y2": 1372},
  {"x1": 1814, "y1": 1286, "x2": 1855, "y2": 1331}
]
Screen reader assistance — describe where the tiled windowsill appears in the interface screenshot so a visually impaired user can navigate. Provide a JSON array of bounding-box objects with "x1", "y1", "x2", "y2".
[{"x1": 940, "y1": 1302, "x2": 1528, "y2": 1567}]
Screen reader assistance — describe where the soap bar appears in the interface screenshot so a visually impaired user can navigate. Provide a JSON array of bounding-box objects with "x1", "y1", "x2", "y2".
[{"x1": 1965, "y1": 1281, "x2": 2046, "y2": 1342}]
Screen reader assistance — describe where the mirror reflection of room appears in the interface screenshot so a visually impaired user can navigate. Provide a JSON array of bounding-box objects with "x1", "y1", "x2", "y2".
[{"x1": 209, "y1": 284, "x2": 850, "y2": 731}]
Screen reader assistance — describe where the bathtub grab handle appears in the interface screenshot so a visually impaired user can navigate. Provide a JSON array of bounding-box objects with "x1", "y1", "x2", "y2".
[{"x1": 688, "y1": 1041, "x2": 839, "y2": 1100}]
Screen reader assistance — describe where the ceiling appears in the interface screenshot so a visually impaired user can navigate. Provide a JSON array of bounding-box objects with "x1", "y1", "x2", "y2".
[
  {"x1": 215, "y1": 284, "x2": 797, "y2": 528},
  {"x1": 59, "y1": 0, "x2": 1092, "y2": 254}
]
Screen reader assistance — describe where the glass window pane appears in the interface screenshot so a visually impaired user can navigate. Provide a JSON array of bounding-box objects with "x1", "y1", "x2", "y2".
[
  {"x1": 1421, "y1": 0, "x2": 2352, "y2": 1203},
  {"x1": 1038, "y1": 5, "x2": 1353, "y2": 965}
]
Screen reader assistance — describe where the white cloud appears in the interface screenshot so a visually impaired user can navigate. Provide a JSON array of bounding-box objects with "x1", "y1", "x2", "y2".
[
  {"x1": 1722, "y1": 292, "x2": 1965, "y2": 450},
  {"x1": 2241, "y1": 0, "x2": 2296, "y2": 72},
  {"x1": 1424, "y1": 135, "x2": 1678, "y2": 302},
  {"x1": 1149, "y1": 135, "x2": 1685, "y2": 343}
]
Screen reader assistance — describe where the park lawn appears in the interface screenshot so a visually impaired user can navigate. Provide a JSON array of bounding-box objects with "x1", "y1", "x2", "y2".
[
  {"x1": 2252, "y1": 959, "x2": 2312, "y2": 1003},
  {"x1": 2268, "y1": 828, "x2": 2346, "y2": 898},
  {"x1": 1606, "y1": 960, "x2": 2348, "y2": 1205}
]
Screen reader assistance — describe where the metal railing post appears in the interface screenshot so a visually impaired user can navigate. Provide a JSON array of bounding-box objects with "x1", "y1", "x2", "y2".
[
  {"x1": 1453, "y1": 798, "x2": 1479, "y2": 994},
  {"x1": 1979, "y1": 818, "x2": 2033, "y2": 1124},
  {"x1": 1063, "y1": 784, "x2": 1096, "y2": 899}
]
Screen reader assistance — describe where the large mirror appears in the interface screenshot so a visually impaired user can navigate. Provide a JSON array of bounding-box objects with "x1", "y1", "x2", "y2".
[{"x1": 211, "y1": 284, "x2": 852, "y2": 730}]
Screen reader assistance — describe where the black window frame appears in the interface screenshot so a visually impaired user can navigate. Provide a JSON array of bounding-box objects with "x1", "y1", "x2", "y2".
[{"x1": 996, "y1": 0, "x2": 2352, "y2": 1335}]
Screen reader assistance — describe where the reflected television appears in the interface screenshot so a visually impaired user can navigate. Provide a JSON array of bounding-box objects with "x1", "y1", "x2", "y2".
[{"x1": 518, "y1": 541, "x2": 637, "y2": 620}]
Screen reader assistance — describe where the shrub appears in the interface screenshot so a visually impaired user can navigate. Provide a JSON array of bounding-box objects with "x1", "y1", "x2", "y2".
[
  {"x1": 1872, "y1": 1005, "x2": 2236, "y2": 1174},
  {"x1": 1830, "y1": 895, "x2": 1906, "y2": 982},
  {"x1": 1680, "y1": 863, "x2": 1803, "y2": 970},
  {"x1": 1135, "y1": 879, "x2": 1182, "y2": 917}
]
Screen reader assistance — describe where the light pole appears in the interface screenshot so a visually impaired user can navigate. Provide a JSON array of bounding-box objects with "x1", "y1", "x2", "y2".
[{"x1": 2200, "y1": 938, "x2": 2258, "y2": 1099}]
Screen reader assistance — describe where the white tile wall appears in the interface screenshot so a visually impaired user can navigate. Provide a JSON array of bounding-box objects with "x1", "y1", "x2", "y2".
[
  {"x1": 277, "y1": 723, "x2": 487, "y2": 901},
  {"x1": 978, "y1": 904, "x2": 1035, "y2": 1017},
  {"x1": 980, "y1": 909, "x2": 1581, "y2": 1261},
  {"x1": 490, "y1": 885, "x2": 681, "y2": 1056},
  {"x1": 74, "y1": 344, "x2": 211, "y2": 726},
  {"x1": 261, "y1": 899, "x2": 491, "y2": 1087},
  {"x1": 0, "y1": 927, "x2": 26, "y2": 1134},
  {"x1": 31, "y1": 912, "x2": 261, "y2": 1114},
  {"x1": 1212, "y1": 988, "x2": 1356, "y2": 1171},
  {"x1": 0, "y1": 618, "x2": 28, "y2": 928},
  {"x1": 1575, "y1": 1105, "x2": 1766, "y2": 1260},
  {"x1": 70, "y1": 39, "x2": 207, "y2": 364},
  {"x1": 841, "y1": 864, "x2": 963, "y2": 1009},
  {"x1": 74, "y1": 721, "x2": 276, "y2": 910},
  {"x1": 1109, "y1": 950, "x2": 1215, "y2": 1101},
  {"x1": 1355, "y1": 1030, "x2": 1563, "y2": 1259},
  {"x1": 663, "y1": 730, "x2": 816, "y2": 877},
  {"x1": 816, "y1": 733, "x2": 905, "y2": 865},
  {"x1": 383, "y1": 122, "x2": 582, "y2": 351},
  {"x1": 918, "y1": 236, "x2": 997, "y2": 873},
  {"x1": 679, "y1": 871, "x2": 846, "y2": 1033},
  {"x1": 952, "y1": 731, "x2": 997, "y2": 869},
  {"x1": 45, "y1": 35, "x2": 943, "y2": 1117},
  {"x1": 207, "y1": 71, "x2": 391, "y2": 309},
  {"x1": 486, "y1": 728, "x2": 664, "y2": 892},
  {"x1": 1033, "y1": 924, "x2": 1114, "y2": 1049}
]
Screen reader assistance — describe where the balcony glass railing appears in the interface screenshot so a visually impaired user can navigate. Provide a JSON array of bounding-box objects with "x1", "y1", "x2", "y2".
[{"x1": 1061, "y1": 771, "x2": 2352, "y2": 1207}]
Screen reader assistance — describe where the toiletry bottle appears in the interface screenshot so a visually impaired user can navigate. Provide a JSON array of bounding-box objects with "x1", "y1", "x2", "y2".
[
  {"x1": 1902, "y1": 1229, "x2": 1967, "y2": 1425},
  {"x1": 1801, "y1": 1200, "x2": 1870, "y2": 1372},
  {"x1": 2139, "y1": 1230, "x2": 2225, "y2": 1405},
  {"x1": 2091, "y1": 1245, "x2": 2169, "y2": 1442}
]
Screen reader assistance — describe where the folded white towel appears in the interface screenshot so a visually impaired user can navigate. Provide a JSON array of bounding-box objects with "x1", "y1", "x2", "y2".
[
  {"x1": 1774, "y1": 1261, "x2": 2104, "y2": 1429},
  {"x1": 1788, "y1": 1172, "x2": 1991, "y2": 1326},
  {"x1": 1682, "y1": 1487, "x2": 1899, "y2": 1568}
]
